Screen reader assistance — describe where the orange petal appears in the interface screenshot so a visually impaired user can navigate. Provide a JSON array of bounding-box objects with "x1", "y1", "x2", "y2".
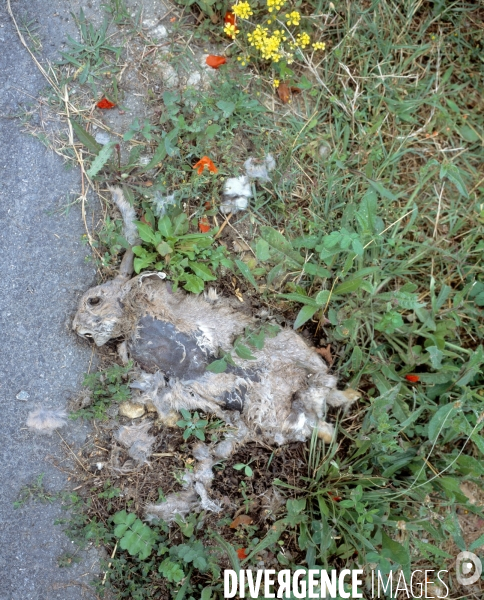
[
  {"x1": 236, "y1": 548, "x2": 248, "y2": 559},
  {"x1": 206, "y1": 55, "x2": 227, "y2": 69},
  {"x1": 96, "y1": 98, "x2": 116, "y2": 109},
  {"x1": 193, "y1": 156, "x2": 218, "y2": 174},
  {"x1": 224, "y1": 11, "x2": 236, "y2": 26},
  {"x1": 198, "y1": 215, "x2": 211, "y2": 233},
  {"x1": 405, "y1": 374, "x2": 420, "y2": 382}
]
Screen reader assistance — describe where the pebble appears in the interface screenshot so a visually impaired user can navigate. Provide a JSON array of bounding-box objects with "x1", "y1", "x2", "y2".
[
  {"x1": 16, "y1": 390, "x2": 30, "y2": 401},
  {"x1": 95, "y1": 131, "x2": 111, "y2": 145}
]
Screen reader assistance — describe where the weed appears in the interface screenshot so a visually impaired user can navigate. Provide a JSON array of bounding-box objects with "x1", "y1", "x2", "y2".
[
  {"x1": 176, "y1": 409, "x2": 209, "y2": 442},
  {"x1": 233, "y1": 459, "x2": 254, "y2": 477},
  {"x1": 71, "y1": 362, "x2": 132, "y2": 420},
  {"x1": 57, "y1": 551, "x2": 82, "y2": 568},
  {"x1": 36, "y1": 0, "x2": 484, "y2": 596},
  {"x1": 59, "y1": 9, "x2": 123, "y2": 91},
  {"x1": 13, "y1": 473, "x2": 56, "y2": 509}
]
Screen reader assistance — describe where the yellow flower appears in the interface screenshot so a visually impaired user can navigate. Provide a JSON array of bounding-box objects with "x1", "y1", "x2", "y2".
[
  {"x1": 273, "y1": 79, "x2": 280, "y2": 87},
  {"x1": 267, "y1": 0, "x2": 286, "y2": 13},
  {"x1": 285, "y1": 11, "x2": 300, "y2": 26},
  {"x1": 312, "y1": 41, "x2": 326, "y2": 51},
  {"x1": 295, "y1": 32, "x2": 310, "y2": 48},
  {"x1": 224, "y1": 23, "x2": 240, "y2": 39},
  {"x1": 232, "y1": 2, "x2": 253, "y2": 19}
]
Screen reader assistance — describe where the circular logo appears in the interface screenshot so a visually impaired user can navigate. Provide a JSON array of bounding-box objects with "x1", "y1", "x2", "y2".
[{"x1": 456, "y1": 551, "x2": 482, "y2": 586}]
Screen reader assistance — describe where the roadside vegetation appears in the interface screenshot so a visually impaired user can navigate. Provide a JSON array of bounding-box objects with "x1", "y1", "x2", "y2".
[{"x1": 14, "y1": 0, "x2": 484, "y2": 597}]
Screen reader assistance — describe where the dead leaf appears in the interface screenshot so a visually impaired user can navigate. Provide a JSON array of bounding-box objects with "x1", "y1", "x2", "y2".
[
  {"x1": 315, "y1": 344, "x2": 333, "y2": 365},
  {"x1": 143, "y1": 181, "x2": 153, "y2": 187},
  {"x1": 233, "y1": 240, "x2": 251, "y2": 252},
  {"x1": 230, "y1": 514, "x2": 253, "y2": 528},
  {"x1": 277, "y1": 82, "x2": 290, "y2": 104}
]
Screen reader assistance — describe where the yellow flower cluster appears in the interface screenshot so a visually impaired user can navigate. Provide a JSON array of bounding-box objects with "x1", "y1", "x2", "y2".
[
  {"x1": 237, "y1": 55, "x2": 250, "y2": 66},
  {"x1": 312, "y1": 41, "x2": 326, "y2": 50},
  {"x1": 295, "y1": 32, "x2": 310, "y2": 48},
  {"x1": 247, "y1": 25, "x2": 287, "y2": 62},
  {"x1": 224, "y1": 23, "x2": 240, "y2": 39},
  {"x1": 232, "y1": 2, "x2": 253, "y2": 18},
  {"x1": 285, "y1": 11, "x2": 300, "y2": 26},
  {"x1": 267, "y1": 0, "x2": 286, "y2": 13}
]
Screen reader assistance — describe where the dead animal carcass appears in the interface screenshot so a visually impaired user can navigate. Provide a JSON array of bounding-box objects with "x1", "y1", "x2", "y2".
[{"x1": 72, "y1": 188, "x2": 359, "y2": 518}]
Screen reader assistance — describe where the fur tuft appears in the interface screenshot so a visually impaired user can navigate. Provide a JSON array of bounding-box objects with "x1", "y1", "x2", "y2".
[
  {"x1": 108, "y1": 186, "x2": 140, "y2": 246},
  {"x1": 27, "y1": 407, "x2": 67, "y2": 435}
]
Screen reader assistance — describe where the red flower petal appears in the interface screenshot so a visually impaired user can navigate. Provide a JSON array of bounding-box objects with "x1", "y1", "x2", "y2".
[
  {"x1": 405, "y1": 374, "x2": 420, "y2": 382},
  {"x1": 224, "y1": 11, "x2": 236, "y2": 26},
  {"x1": 199, "y1": 215, "x2": 211, "y2": 233},
  {"x1": 193, "y1": 156, "x2": 218, "y2": 174},
  {"x1": 206, "y1": 55, "x2": 227, "y2": 69},
  {"x1": 236, "y1": 548, "x2": 248, "y2": 559},
  {"x1": 96, "y1": 98, "x2": 116, "y2": 109}
]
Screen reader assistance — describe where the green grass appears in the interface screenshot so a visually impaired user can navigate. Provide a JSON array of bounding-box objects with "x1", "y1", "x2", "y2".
[{"x1": 32, "y1": 0, "x2": 484, "y2": 597}]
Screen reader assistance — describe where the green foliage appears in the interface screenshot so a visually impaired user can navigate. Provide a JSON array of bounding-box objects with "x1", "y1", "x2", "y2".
[
  {"x1": 13, "y1": 474, "x2": 56, "y2": 509},
  {"x1": 207, "y1": 322, "x2": 280, "y2": 373},
  {"x1": 59, "y1": 9, "x2": 123, "y2": 89},
  {"x1": 176, "y1": 409, "x2": 209, "y2": 441},
  {"x1": 112, "y1": 511, "x2": 158, "y2": 560},
  {"x1": 133, "y1": 211, "x2": 232, "y2": 293},
  {"x1": 233, "y1": 460, "x2": 254, "y2": 477},
  {"x1": 72, "y1": 362, "x2": 132, "y2": 420}
]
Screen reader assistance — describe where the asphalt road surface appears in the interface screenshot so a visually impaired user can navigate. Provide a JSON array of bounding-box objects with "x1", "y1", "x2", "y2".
[{"x1": 0, "y1": 1, "x2": 102, "y2": 597}]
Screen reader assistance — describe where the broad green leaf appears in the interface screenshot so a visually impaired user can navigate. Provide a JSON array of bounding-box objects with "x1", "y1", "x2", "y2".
[
  {"x1": 141, "y1": 142, "x2": 167, "y2": 172},
  {"x1": 205, "y1": 123, "x2": 221, "y2": 139},
  {"x1": 255, "y1": 238, "x2": 271, "y2": 261},
  {"x1": 260, "y1": 226, "x2": 304, "y2": 266},
  {"x1": 206, "y1": 358, "x2": 227, "y2": 373},
  {"x1": 136, "y1": 222, "x2": 157, "y2": 244},
  {"x1": 375, "y1": 311, "x2": 404, "y2": 334},
  {"x1": 368, "y1": 179, "x2": 397, "y2": 201},
  {"x1": 216, "y1": 100, "x2": 236, "y2": 117},
  {"x1": 303, "y1": 263, "x2": 331, "y2": 278},
  {"x1": 235, "y1": 259, "x2": 259, "y2": 290},
  {"x1": 234, "y1": 341, "x2": 257, "y2": 360},
  {"x1": 315, "y1": 290, "x2": 330, "y2": 306},
  {"x1": 381, "y1": 531, "x2": 410, "y2": 574},
  {"x1": 440, "y1": 163, "x2": 468, "y2": 198},
  {"x1": 279, "y1": 292, "x2": 318, "y2": 306},
  {"x1": 70, "y1": 119, "x2": 102, "y2": 154},
  {"x1": 189, "y1": 262, "x2": 216, "y2": 281},
  {"x1": 164, "y1": 127, "x2": 180, "y2": 156},
  {"x1": 426, "y1": 346, "x2": 443, "y2": 369},
  {"x1": 158, "y1": 215, "x2": 174, "y2": 237},
  {"x1": 333, "y1": 278, "x2": 364, "y2": 295},
  {"x1": 182, "y1": 274, "x2": 205, "y2": 294},
  {"x1": 293, "y1": 304, "x2": 319, "y2": 329},
  {"x1": 86, "y1": 141, "x2": 115, "y2": 178},
  {"x1": 156, "y1": 240, "x2": 172, "y2": 256},
  {"x1": 172, "y1": 213, "x2": 189, "y2": 236},
  {"x1": 428, "y1": 402, "x2": 457, "y2": 442}
]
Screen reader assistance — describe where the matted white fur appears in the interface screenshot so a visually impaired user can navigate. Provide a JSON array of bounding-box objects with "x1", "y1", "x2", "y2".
[{"x1": 26, "y1": 407, "x2": 67, "y2": 435}]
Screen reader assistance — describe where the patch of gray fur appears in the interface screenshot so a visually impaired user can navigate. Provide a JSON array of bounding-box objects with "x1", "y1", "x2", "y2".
[
  {"x1": 145, "y1": 490, "x2": 200, "y2": 523},
  {"x1": 108, "y1": 186, "x2": 140, "y2": 246},
  {"x1": 244, "y1": 153, "x2": 276, "y2": 182},
  {"x1": 26, "y1": 407, "x2": 67, "y2": 435},
  {"x1": 115, "y1": 421, "x2": 155, "y2": 464},
  {"x1": 194, "y1": 481, "x2": 222, "y2": 513}
]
